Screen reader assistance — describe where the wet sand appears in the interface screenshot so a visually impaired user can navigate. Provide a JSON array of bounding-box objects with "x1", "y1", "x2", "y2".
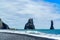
[{"x1": 0, "y1": 32, "x2": 55, "y2": 40}]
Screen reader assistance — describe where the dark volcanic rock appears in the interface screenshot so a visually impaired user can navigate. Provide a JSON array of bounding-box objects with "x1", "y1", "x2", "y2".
[
  {"x1": 50, "y1": 20, "x2": 54, "y2": 30},
  {"x1": 0, "y1": 19, "x2": 9, "y2": 29},
  {"x1": 24, "y1": 18, "x2": 35, "y2": 30},
  {"x1": 2, "y1": 22, "x2": 10, "y2": 29}
]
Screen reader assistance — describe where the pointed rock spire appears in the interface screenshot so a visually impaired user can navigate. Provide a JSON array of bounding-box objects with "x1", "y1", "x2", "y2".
[
  {"x1": 24, "y1": 18, "x2": 35, "y2": 30},
  {"x1": 50, "y1": 20, "x2": 54, "y2": 30}
]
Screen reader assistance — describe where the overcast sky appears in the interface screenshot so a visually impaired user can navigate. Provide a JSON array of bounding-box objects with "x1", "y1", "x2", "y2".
[{"x1": 0, "y1": 0, "x2": 60, "y2": 29}]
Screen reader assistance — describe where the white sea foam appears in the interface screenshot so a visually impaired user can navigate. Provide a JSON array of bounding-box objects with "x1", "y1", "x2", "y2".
[{"x1": 0, "y1": 30, "x2": 60, "y2": 40}]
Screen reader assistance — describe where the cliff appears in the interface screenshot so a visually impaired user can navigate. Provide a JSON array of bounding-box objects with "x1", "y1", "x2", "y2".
[{"x1": 0, "y1": 19, "x2": 9, "y2": 29}]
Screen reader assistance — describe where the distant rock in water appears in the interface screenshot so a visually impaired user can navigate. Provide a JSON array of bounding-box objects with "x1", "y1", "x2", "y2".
[
  {"x1": 24, "y1": 18, "x2": 35, "y2": 30},
  {"x1": 0, "y1": 19, "x2": 9, "y2": 29},
  {"x1": 50, "y1": 20, "x2": 54, "y2": 30}
]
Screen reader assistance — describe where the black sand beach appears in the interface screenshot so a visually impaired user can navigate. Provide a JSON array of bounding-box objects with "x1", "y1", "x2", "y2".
[{"x1": 0, "y1": 32, "x2": 56, "y2": 40}]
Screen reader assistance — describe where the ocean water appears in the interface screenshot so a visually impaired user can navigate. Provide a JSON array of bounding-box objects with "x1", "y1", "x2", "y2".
[
  {"x1": 17, "y1": 29, "x2": 60, "y2": 35},
  {"x1": 35, "y1": 29, "x2": 60, "y2": 35}
]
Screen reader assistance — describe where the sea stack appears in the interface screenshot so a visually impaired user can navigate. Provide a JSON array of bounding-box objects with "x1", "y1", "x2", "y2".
[
  {"x1": 50, "y1": 20, "x2": 54, "y2": 30},
  {"x1": 24, "y1": 18, "x2": 35, "y2": 30},
  {"x1": 0, "y1": 18, "x2": 9, "y2": 29}
]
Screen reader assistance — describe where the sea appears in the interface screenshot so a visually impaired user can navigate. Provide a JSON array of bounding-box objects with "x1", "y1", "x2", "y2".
[
  {"x1": 16, "y1": 29, "x2": 60, "y2": 35},
  {"x1": 35, "y1": 29, "x2": 60, "y2": 35}
]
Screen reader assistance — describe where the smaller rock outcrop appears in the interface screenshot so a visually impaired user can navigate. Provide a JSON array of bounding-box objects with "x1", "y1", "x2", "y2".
[
  {"x1": 0, "y1": 18, "x2": 9, "y2": 29},
  {"x1": 50, "y1": 20, "x2": 54, "y2": 30},
  {"x1": 24, "y1": 18, "x2": 35, "y2": 30}
]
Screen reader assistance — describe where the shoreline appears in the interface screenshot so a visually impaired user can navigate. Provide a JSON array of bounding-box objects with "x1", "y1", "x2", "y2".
[{"x1": 0, "y1": 30, "x2": 60, "y2": 40}]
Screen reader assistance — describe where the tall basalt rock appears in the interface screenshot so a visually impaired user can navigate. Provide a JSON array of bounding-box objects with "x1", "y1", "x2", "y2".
[
  {"x1": 50, "y1": 20, "x2": 54, "y2": 30},
  {"x1": 24, "y1": 18, "x2": 35, "y2": 30},
  {"x1": 0, "y1": 19, "x2": 9, "y2": 29}
]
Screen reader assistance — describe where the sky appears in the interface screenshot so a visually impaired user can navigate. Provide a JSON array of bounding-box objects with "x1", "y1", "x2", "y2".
[{"x1": 0, "y1": 0, "x2": 60, "y2": 29}]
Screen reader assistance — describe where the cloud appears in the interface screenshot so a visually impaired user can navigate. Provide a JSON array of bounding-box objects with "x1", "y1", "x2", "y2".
[
  {"x1": 0, "y1": 0, "x2": 60, "y2": 29},
  {"x1": 16, "y1": 0, "x2": 60, "y2": 20}
]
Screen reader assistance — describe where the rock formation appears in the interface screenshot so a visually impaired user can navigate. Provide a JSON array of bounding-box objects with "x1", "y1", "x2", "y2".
[
  {"x1": 24, "y1": 18, "x2": 35, "y2": 30},
  {"x1": 50, "y1": 20, "x2": 54, "y2": 30},
  {"x1": 0, "y1": 19, "x2": 9, "y2": 29}
]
